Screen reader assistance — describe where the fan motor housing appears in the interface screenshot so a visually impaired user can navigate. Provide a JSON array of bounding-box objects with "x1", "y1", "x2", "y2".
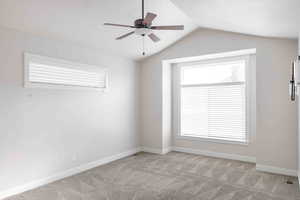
[{"x1": 134, "y1": 19, "x2": 151, "y2": 28}]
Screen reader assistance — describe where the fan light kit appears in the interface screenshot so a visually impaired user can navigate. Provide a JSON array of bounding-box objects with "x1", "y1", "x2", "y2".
[
  {"x1": 134, "y1": 28, "x2": 153, "y2": 36},
  {"x1": 104, "y1": 0, "x2": 185, "y2": 56}
]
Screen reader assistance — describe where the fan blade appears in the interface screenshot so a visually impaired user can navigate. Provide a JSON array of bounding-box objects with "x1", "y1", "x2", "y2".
[
  {"x1": 143, "y1": 12, "x2": 157, "y2": 25},
  {"x1": 104, "y1": 23, "x2": 135, "y2": 28},
  {"x1": 151, "y1": 25, "x2": 184, "y2": 30},
  {"x1": 116, "y1": 31, "x2": 135, "y2": 40},
  {"x1": 148, "y1": 33, "x2": 160, "y2": 42}
]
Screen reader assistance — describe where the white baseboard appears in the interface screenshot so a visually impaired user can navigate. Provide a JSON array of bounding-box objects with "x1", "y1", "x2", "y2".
[
  {"x1": 256, "y1": 164, "x2": 297, "y2": 177},
  {"x1": 172, "y1": 146, "x2": 256, "y2": 163},
  {"x1": 141, "y1": 147, "x2": 164, "y2": 154},
  {"x1": 0, "y1": 148, "x2": 140, "y2": 200},
  {"x1": 173, "y1": 147, "x2": 297, "y2": 177},
  {"x1": 162, "y1": 147, "x2": 172, "y2": 154},
  {"x1": 140, "y1": 147, "x2": 172, "y2": 155}
]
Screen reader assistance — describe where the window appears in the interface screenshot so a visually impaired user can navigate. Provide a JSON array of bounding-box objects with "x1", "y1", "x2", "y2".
[
  {"x1": 173, "y1": 55, "x2": 252, "y2": 144},
  {"x1": 24, "y1": 53, "x2": 108, "y2": 91}
]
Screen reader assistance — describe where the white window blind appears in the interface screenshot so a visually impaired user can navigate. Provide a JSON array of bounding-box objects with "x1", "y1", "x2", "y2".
[
  {"x1": 24, "y1": 53, "x2": 108, "y2": 90},
  {"x1": 179, "y1": 59, "x2": 247, "y2": 143}
]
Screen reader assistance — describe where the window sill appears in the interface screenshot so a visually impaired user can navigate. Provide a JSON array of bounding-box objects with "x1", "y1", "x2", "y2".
[
  {"x1": 24, "y1": 82, "x2": 108, "y2": 92},
  {"x1": 175, "y1": 134, "x2": 249, "y2": 146}
]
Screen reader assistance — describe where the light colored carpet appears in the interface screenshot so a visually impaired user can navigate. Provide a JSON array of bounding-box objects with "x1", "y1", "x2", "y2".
[{"x1": 5, "y1": 152, "x2": 300, "y2": 200}]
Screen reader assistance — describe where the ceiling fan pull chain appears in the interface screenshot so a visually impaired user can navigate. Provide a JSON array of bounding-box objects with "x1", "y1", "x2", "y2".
[{"x1": 142, "y1": 35, "x2": 145, "y2": 56}]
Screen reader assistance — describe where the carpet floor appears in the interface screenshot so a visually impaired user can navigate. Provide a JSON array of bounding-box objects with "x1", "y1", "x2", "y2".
[{"x1": 5, "y1": 151, "x2": 300, "y2": 200}]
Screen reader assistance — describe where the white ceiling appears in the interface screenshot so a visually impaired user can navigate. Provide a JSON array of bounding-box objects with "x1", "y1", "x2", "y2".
[
  {"x1": 0, "y1": 0, "x2": 298, "y2": 60},
  {"x1": 171, "y1": 0, "x2": 300, "y2": 39},
  {"x1": 0, "y1": 0, "x2": 197, "y2": 60}
]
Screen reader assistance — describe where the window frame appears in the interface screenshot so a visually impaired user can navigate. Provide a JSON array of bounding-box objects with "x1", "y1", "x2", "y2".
[
  {"x1": 172, "y1": 55, "x2": 252, "y2": 145},
  {"x1": 24, "y1": 53, "x2": 109, "y2": 91}
]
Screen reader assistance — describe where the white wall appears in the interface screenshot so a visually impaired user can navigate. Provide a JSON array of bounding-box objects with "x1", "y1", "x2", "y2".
[
  {"x1": 140, "y1": 28, "x2": 298, "y2": 171},
  {"x1": 0, "y1": 27, "x2": 140, "y2": 193}
]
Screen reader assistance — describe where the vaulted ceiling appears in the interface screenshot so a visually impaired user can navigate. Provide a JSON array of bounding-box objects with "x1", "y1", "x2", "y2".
[
  {"x1": 171, "y1": 0, "x2": 299, "y2": 39},
  {"x1": 0, "y1": 0, "x2": 298, "y2": 60},
  {"x1": 0, "y1": 0, "x2": 197, "y2": 60}
]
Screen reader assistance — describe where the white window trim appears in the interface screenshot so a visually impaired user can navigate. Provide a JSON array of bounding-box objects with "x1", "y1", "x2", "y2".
[
  {"x1": 24, "y1": 53, "x2": 109, "y2": 91},
  {"x1": 172, "y1": 51, "x2": 256, "y2": 145}
]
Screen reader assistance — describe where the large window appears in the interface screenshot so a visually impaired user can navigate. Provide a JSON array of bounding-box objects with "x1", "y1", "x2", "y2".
[{"x1": 173, "y1": 55, "x2": 251, "y2": 144}]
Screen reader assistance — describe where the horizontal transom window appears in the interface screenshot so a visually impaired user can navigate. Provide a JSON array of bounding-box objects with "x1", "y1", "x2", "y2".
[{"x1": 24, "y1": 53, "x2": 108, "y2": 90}]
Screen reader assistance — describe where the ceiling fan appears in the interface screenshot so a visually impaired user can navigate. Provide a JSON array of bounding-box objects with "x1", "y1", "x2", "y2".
[{"x1": 103, "y1": 0, "x2": 184, "y2": 55}]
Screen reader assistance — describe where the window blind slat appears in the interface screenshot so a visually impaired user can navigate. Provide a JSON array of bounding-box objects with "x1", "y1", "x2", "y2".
[{"x1": 28, "y1": 62, "x2": 106, "y2": 88}]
